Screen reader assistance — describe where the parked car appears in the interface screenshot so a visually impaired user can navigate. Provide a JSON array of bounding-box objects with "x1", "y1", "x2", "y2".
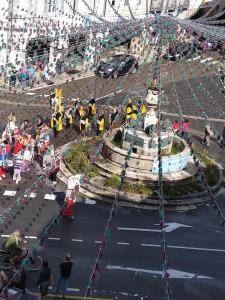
[
  {"x1": 95, "y1": 55, "x2": 138, "y2": 78},
  {"x1": 167, "y1": 42, "x2": 197, "y2": 61}
]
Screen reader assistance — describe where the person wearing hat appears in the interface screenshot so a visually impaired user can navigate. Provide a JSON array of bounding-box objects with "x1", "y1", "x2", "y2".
[{"x1": 88, "y1": 98, "x2": 97, "y2": 118}]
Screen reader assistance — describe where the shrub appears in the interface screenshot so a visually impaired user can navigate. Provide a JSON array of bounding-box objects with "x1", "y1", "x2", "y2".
[{"x1": 105, "y1": 175, "x2": 121, "y2": 188}]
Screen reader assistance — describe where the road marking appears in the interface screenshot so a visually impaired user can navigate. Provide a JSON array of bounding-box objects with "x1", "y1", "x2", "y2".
[
  {"x1": 33, "y1": 292, "x2": 112, "y2": 300},
  {"x1": 48, "y1": 237, "x2": 60, "y2": 240},
  {"x1": 209, "y1": 61, "x2": 220, "y2": 65},
  {"x1": 200, "y1": 57, "x2": 214, "y2": 64},
  {"x1": 192, "y1": 55, "x2": 201, "y2": 61},
  {"x1": 162, "y1": 112, "x2": 225, "y2": 123},
  {"x1": 25, "y1": 92, "x2": 36, "y2": 95},
  {"x1": 117, "y1": 242, "x2": 129, "y2": 245},
  {"x1": 85, "y1": 199, "x2": 96, "y2": 205},
  {"x1": 24, "y1": 192, "x2": 36, "y2": 198},
  {"x1": 94, "y1": 240, "x2": 101, "y2": 244},
  {"x1": 3, "y1": 191, "x2": 16, "y2": 196},
  {"x1": 72, "y1": 239, "x2": 83, "y2": 242},
  {"x1": 44, "y1": 194, "x2": 56, "y2": 200},
  {"x1": 1, "y1": 234, "x2": 38, "y2": 239},
  {"x1": 117, "y1": 227, "x2": 160, "y2": 233},
  {"x1": 118, "y1": 223, "x2": 191, "y2": 233},
  {"x1": 96, "y1": 89, "x2": 123, "y2": 101},
  {"x1": 44, "y1": 94, "x2": 49, "y2": 97},
  {"x1": 106, "y1": 265, "x2": 213, "y2": 279},
  {"x1": 141, "y1": 243, "x2": 225, "y2": 253}
]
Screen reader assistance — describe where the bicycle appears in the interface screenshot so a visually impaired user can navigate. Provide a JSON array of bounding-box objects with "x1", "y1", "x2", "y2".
[{"x1": 0, "y1": 249, "x2": 42, "y2": 271}]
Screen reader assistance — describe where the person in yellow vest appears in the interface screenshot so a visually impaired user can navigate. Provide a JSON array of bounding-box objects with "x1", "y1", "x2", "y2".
[
  {"x1": 138, "y1": 100, "x2": 147, "y2": 115},
  {"x1": 97, "y1": 114, "x2": 105, "y2": 135},
  {"x1": 131, "y1": 105, "x2": 138, "y2": 122},
  {"x1": 77, "y1": 104, "x2": 84, "y2": 120},
  {"x1": 126, "y1": 103, "x2": 133, "y2": 123},
  {"x1": 88, "y1": 98, "x2": 97, "y2": 118},
  {"x1": 55, "y1": 107, "x2": 63, "y2": 135},
  {"x1": 55, "y1": 86, "x2": 62, "y2": 99}
]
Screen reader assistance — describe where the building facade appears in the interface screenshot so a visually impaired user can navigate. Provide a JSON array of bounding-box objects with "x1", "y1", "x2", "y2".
[{"x1": 0, "y1": 0, "x2": 193, "y2": 72}]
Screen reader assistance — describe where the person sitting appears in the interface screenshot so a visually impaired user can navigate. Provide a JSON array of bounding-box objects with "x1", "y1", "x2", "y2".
[{"x1": 4, "y1": 230, "x2": 27, "y2": 265}]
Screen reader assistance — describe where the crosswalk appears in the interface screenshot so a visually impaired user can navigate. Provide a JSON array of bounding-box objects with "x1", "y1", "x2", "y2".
[{"x1": 188, "y1": 55, "x2": 221, "y2": 67}]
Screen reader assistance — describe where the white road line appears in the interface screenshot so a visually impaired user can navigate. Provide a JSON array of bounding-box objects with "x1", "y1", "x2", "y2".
[
  {"x1": 141, "y1": 243, "x2": 225, "y2": 253},
  {"x1": 141, "y1": 244, "x2": 161, "y2": 247},
  {"x1": 117, "y1": 242, "x2": 129, "y2": 245},
  {"x1": 48, "y1": 237, "x2": 60, "y2": 240},
  {"x1": 85, "y1": 199, "x2": 96, "y2": 205},
  {"x1": 209, "y1": 61, "x2": 220, "y2": 65},
  {"x1": 96, "y1": 89, "x2": 123, "y2": 101},
  {"x1": 192, "y1": 55, "x2": 201, "y2": 61},
  {"x1": 49, "y1": 287, "x2": 80, "y2": 292},
  {"x1": 24, "y1": 192, "x2": 36, "y2": 198},
  {"x1": 25, "y1": 92, "x2": 36, "y2": 95},
  {"x1": 72, "y1": 239, "x2": 83, "y2": 242},
  {"x1": 3, "y1": 191, "x2": 17, "y2": 196},
  {"x1": 1, "y1": 235, "x2": 38, "y2": 239},
  {"x1": 44, "y1": 194, "x2": 56, "y2": 200},
  {"x1": 117, "y1": 227, "x2": 160, "y2": 233},
  {"x1": 200, "y1": 57, "x2": 214, "y2": 63},
  {"x1": 94, "y1": 240, "x2": 101, "y2": 244},
  {"x1": 106, "y1": 265, "x2": 213, "y2": 279}
]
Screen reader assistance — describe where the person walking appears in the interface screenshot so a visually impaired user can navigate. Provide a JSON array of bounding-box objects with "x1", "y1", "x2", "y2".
[
  {"x1": 36, "y1": 261, "x2": 51, "y2": 300},
  {"x1": 201, "y1": 124, "x2": 214, "y2": 147},
  {"x1": 13, "y1": 153, "x2": 23, "y2": 184},
  {"x1": 56, "y1": 254, "x2": 73, "y2": 297}
]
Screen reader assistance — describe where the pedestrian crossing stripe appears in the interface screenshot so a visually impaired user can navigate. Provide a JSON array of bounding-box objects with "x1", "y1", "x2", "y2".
[
  {"x1": 24, "y1": 192, "x2": 36, "y2": 198},
  {"x1": 200, "y1": 57, "x2": 214, "y2": 64},
  {"x1": 25, "y1": 92, "x2": 36, "y2": 95},
  {"x1": 3, "y1": 191, "x2": 16, "y2": 196},
  {"x1": 44, "y1": 194, "x2": 56, "y2": 200},
  {"x1": 85, "y1": 199, "x2": 96, "y2": 205}
]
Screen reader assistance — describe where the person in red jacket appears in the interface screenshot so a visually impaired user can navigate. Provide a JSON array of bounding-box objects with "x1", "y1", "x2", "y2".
[{"x1": 13, "y1": 140, "x2": 24, "y2": 155}]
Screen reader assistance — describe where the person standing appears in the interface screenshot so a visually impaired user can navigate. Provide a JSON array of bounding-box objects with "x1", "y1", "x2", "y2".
[
  {"x1": 13, "y1": 153, "x2": 23, "y2": 184},
  {"x1": 56, "y1": 254, "x2": 73, "y2": 297},
  {"x1": 36, "y1": 261, "x2": 51, "y2": 300},
  {"x1": 201, "y1": 124, "x2": 214, "y2": 147},
  {"x1": 97, "y1": 114, "x2": 105, "y2": 135}
]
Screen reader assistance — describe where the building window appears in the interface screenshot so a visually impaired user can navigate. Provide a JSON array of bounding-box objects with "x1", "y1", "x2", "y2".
[
  {"x1": 124, "y1": 0, "x2": 128, "y2": 6},
  {"x1": 48, "y1": 0, "x2": 57, "y2": 13},
  {"x1": 112, "y1": 0, "x2": 115, "y2": 6}
]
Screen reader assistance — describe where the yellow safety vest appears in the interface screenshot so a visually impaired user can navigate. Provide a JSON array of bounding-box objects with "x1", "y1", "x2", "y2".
[
  {"x1": 99, "y1": 119, "x2": 104, "y2": 131},
  {"x1": 126, "y1": 107, "x2": 132, "y2": 119},
  {"x1": 141, "y1": 104, "x2": 147, "y2": 115},
  {"x1": 55, "y1": 88, "x2": 62, "y2": 99}
]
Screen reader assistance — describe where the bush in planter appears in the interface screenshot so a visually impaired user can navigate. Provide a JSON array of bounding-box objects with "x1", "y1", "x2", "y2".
[{"x1": 105, "y1": 175, "x2": 121, "y2": 189}]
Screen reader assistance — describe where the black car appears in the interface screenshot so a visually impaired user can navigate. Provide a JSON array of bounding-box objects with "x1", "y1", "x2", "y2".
[
  {"x1": 167, "y1": 42, "x2": 196, "y2": 61},
  {"x1": 95, "y1": 55, "x2": 138, "y2": 78}
]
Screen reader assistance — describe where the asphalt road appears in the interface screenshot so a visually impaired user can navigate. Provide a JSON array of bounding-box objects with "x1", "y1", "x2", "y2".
[
  {"x1": 23, "y1": 197, "x2": 225, "y2": 300},
  {"x1": 0, "y1": 51, "x2": 225, "y2": 300}
]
